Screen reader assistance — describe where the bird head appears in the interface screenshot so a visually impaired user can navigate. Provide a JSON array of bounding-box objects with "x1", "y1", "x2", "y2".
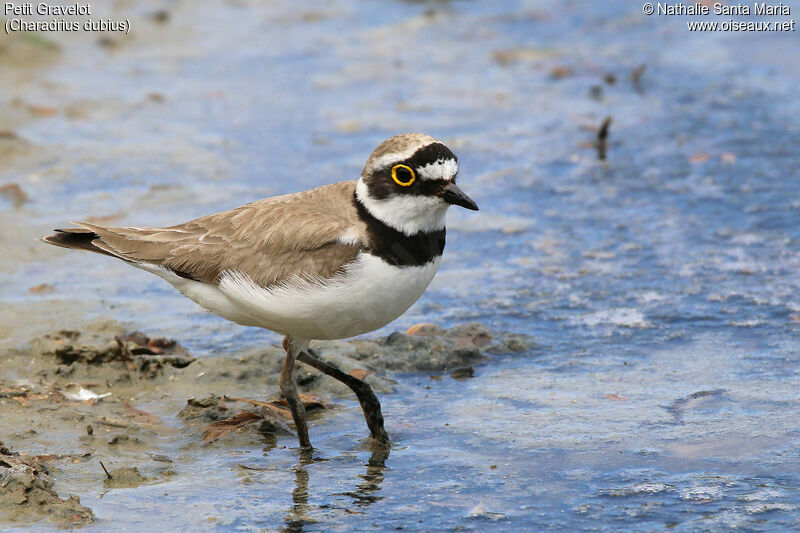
[{"x1": 356, "y1": 133, "x2": 478, "y2": 235}]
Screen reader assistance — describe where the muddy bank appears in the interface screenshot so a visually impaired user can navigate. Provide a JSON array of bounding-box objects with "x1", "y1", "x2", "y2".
[
  {"x1": 5, "y1": 319, "x2": 532, "y2": 398},
  {"x1": 0, "y1": 443, "x2": 93, "y2": 527},
  {"x1": 0, "y1": 320, "x2": 532, "y2": 527}
]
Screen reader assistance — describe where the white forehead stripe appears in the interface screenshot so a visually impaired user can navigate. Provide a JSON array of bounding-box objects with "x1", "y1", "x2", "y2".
[
  {"x1": 416, "y1": 158, "x2": 457, "y2": 181},
  {"x1": 367, "y1": 148, "x2": 425, "y2": 174}
]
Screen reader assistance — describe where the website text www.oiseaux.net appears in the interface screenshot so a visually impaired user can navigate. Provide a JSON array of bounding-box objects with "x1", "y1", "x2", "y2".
[{"x1": 687, "y1": 19, "x2": 795, "y2": 31}]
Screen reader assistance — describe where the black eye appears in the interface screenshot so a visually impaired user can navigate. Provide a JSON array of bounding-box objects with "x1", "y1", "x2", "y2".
[{"x1": 391, "y1": 164, "x2": 416, "y2": 187}]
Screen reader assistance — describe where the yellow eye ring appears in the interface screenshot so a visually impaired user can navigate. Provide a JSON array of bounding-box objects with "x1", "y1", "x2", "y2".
[{"x1": 391, "y1": 164, "x2": 416, "y2": 187}]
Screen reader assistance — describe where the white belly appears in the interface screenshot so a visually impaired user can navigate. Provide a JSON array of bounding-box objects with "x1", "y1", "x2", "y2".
[{"x1": 149, "y1": 254, "x2": 441, "y2": 340}]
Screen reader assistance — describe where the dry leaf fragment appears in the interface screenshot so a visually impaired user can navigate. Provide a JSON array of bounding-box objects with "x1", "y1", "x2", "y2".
[
  {"x1": 549, "y1": 65, "x2": 573, "y2": 79},
  {"x1": 0, "y1": 382, "x2": 54, "y2": 405},
  {"x1": 223, "y1": 396, "x2": 291, "y2": 419},
  {"x1": 348, "y1": 368, "x2": 373, "y2": 380},
  {"x1": 28, "y1": 283, "x2": 53, "y2": 294},
  {"x1": 28, "y1": 105, "x2": 57, "y2": 116},
  {"x1": 689, "y1": 153, "x2": 710, "y2": 164},
  {"x1": 224, "y1": 394, "x2": 327, "y2": 415},
  {"x1": 118, "y1": 332, "x2": 178, "y2": 355},
  {"x1": 406, "y1": 323, "x2": 440, "y2": 336},
  {"x1": 0, "y1": 383, "x2": 28, "y2": 397},
  {"x1": 203, "y1": 412, "x2": 262, "y2": 442},
  {"x1": 25, "y1": 393, "x2": 52, "y2": 402},
  {"x1": 271, "y1": 393, "x2": 327, "y2": 412},
  {"x1": 604, "y1": 394, "x2": 628, "y2": 401}
]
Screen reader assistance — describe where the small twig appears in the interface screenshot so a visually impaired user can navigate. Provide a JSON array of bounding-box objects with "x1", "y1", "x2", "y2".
[
  {"x1": 596, "y1": 116, "x2": 613, "y2": 161},
  {"x1": 99, "y1": 460, "x2": 113, "y2": 480}
]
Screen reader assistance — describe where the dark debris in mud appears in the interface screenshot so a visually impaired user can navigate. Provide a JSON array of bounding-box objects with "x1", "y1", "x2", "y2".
[
  {"x1": 200, "y1": 411, "x2": 290, "y2": 444},
  {"x1": 595, "y1": 116, "x2": 613, "y2": 161},
  {"x1": 0, "y1": 443, "x2": 94, "y2": 527},
  {"x1": 181, "y1": 394, "x2": 326, "y2": 443},
  {"x1": 27, "y1": 321, "x2": 195, "y2": 382},
  {"x1": 178, "y1": 395, "x2": 285, "y2": 443},
  {"x1": 666, "y1": 389, "x2": 727, "y2": 421},
  {"x1": 178, "y1": 394, "x2": 231, "y2": 421},
  {"x1": 313, "y1": 321, "x2": 534, "y2": 376},
  {"x1": 102, "y1": 465, "x2": 149, "y2": 488}
]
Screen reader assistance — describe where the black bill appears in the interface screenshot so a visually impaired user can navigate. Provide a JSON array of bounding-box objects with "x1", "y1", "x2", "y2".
[{"x1": 440, "y1": 182, "x2": 479, "y2": 211}]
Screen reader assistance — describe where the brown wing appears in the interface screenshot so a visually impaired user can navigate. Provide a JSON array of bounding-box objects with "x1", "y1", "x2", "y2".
[{"x1": 44, "y1": 181, "x2": 368, "y2": 287}]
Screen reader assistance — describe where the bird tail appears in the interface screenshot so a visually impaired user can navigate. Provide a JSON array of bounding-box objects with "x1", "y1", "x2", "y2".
[{"x1": 42, "y1": 227, "x2": 117, "y2": 258}]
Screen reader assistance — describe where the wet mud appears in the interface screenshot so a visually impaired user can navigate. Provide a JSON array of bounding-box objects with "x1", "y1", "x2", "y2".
[
  {"x1": 0, "y1": 444, "x2": 93, "y2": 527},
  {"x1": 0, "y1": 321, "x2": 530, "y2": 527}
]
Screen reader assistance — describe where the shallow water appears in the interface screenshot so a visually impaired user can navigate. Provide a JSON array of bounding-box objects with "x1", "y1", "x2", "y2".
[{"x1": 1, "y1": 0, "x2": 799, "y2": 530}]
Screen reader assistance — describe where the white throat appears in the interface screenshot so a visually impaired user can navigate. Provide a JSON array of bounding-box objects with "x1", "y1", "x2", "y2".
[{"x1": 355, "y1": 179, "x2": 448, "y2": 235}]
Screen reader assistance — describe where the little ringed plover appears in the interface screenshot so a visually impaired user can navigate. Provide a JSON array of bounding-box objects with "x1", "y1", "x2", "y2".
[{"x1": 43, "y1": 132, "x2": 479, "y2": 449}]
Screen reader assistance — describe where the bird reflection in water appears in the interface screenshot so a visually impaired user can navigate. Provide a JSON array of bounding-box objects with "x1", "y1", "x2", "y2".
[
  {"x1": 282, "y1": 449, "x2": 313, "y2": 533},
  {"x1": 343, "y1": 447, "x2": 390, "y2": 506},
  {"x1": 282, "y1": 447, "x2": 390, "y2": 532}
]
